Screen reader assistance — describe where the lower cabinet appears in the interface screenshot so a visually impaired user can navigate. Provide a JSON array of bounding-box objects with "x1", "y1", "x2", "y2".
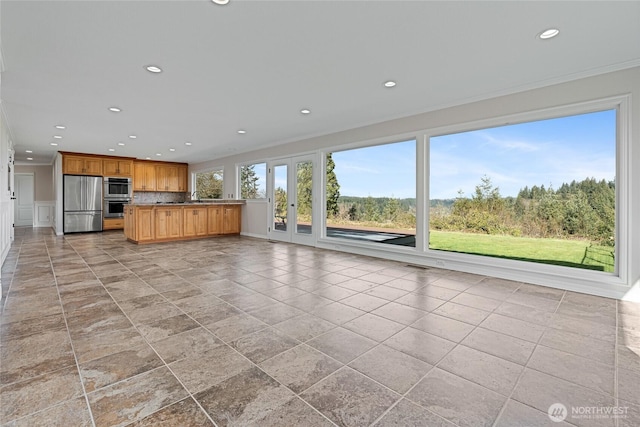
[
  {"x1": 184, "y1": 207, "x2": 208, "y2": 237},
  {"x1": 103, "y1": 218, "x2": 124, "y2": 230},
  {"x1": 124, "y1": 206, "x2": 154, "y2": 242},
  {"x1": 207, "y1": 206, "x2": 223, "y2": 235},
  {"x1": 223, "y1": 206, "x2": 241, "y2": 234},
  {"x1": 124, "y1": 204, "x2": 242, "y2": 243},
  {"x1": 155, "y1": 207, "x2": 183, "y2": 240}
]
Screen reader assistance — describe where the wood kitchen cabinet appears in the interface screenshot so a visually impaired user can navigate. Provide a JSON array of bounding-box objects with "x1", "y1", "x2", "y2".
[
  {"x1": 133, "y1": 161, "x2": 187, "y2": 192},
  {"x1": 133, "y1": 162, "x2": 156, "y2": 191},
  {"x1": 155, "y1": 164, "x2": 179, "y2": 192},
  {"x1": 155, "y1": 207, "x2": 183, "y2": 240},
  {"x1": 125, "y1": 203, "x2": 242, "y2": 244},
  {"x1": 223, "y1": 205, "x2": 241, "y2": 234},
  {"x1": 124, "y1": 206, "x2": 154, "y2": 242},
  {"x1": 103, "y1": 218, "x2": 124, "y2": 230},
  {"x1": 183, "y1": 207, "x2": 208, "y2": 237},
  {"x1": 103, "y1": 159, "x2": 133, "y2": 177},
  {"x1": 178, "y1": 165, "x2": 188, "y2": 192},
  {"x1": 207, "y1": 205, "x2": 223, "y2": 235},
  {"x1": 63, "y1": 155, "x2": 103, "y2": 175}
]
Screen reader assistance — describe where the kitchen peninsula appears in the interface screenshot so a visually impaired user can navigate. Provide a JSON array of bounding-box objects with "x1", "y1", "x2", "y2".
[{"x1": 124, "y1": 201, "x2": 244, "y2": 244}]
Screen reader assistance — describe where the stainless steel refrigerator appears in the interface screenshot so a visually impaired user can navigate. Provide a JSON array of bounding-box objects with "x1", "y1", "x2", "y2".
[{"x1": 64, "y1": 175, "x2": 103, "y2": 233}]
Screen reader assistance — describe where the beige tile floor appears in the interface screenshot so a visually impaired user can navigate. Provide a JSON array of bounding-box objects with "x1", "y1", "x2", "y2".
[{"x1": 1, "y1": 227, "x2": 639, "y2": 427}]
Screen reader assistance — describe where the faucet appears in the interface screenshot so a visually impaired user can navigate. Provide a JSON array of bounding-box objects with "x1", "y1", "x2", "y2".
[{"x1": 191, "y1": 191, "x2": 198, "y2": 201}]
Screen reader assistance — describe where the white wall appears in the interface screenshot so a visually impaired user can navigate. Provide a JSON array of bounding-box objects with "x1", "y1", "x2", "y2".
[
  {"x1": 241, "y1": 201, "x2": 268, "y2": 239},
  {"x1": 192, "y1": 67, "x2": 640, "y2": 300},
  {"x1": 53, "y1": 153, "x2": 63, "y2": 235},
  {"x1": 0, "y1": 108, "x2": 15, "y2": 299}
]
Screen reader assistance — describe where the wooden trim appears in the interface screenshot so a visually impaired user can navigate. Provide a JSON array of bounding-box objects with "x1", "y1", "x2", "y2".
[
  {"x1": 59, "y1": 151, "x2": 137, "y2": 160},
  {"x1": 59, "y1": 151, "x2": 187, "y2": 166}
]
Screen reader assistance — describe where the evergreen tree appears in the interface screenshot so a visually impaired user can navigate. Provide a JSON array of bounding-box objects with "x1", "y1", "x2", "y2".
[
  {"x1": 382, "y1": 197, "x2": 400, "y2": 222},
  {"x1": 296, "y1": 162, "x2": 313, "y2": 216},
  {"x1": 240, "y1": 165, "x2": 260, "y2": 199},
  {"x1": 326, "y1": 154, "x2": 340, "y2": 218},
  {"x1": 274, "y1": 187, "x2": 287, "y2": 224},
  {"x1": 348, "y1": 204, "x2": 359, "y2": 221},
  {"x1": 363, "y1": 196, "x2": 379, "y2": 221}
]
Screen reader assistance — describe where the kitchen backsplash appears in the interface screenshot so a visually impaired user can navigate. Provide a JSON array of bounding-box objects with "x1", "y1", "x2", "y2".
[{"x1": 132, "y1": 192, "x2": 188, "y2": 204}]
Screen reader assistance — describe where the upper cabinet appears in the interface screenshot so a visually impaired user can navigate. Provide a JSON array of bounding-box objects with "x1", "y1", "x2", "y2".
[
  {"x1": 133, "y1": 162, "x2": 156, "y2": 191},
  {"x1": 61, "y1": 153, "x2": 187, "y2": 191},
  {"x1": 63, "y1": 154, "x2": 102, "y2": 175},
  {"x1": 134, "y1": 161, "x2": 188, "y2": 192},
  {"x1": 155, "y1": 164, "x2": 178, "y2": 192},
  {"x1": 103, "y1": 159, "x2": 133, "y2": 177}
]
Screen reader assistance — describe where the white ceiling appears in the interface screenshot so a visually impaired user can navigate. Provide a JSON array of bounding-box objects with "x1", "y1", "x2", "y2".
[{"x1": 3, "y1": 1, "x2": 640, "y2": 165}]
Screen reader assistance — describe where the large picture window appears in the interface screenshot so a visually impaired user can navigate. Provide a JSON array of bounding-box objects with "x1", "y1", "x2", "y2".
[
  {"x1": 429, "y1": 109, "x2": 616, "y2": 273},
  {"x1": 194, "y1": 168, "x2": 223, "y2": 199},
  {"x1": 325, "y1": 139, "x2": 417, "y2": 247},
  {"x1": 239, "y1": 162, "x2": 267, "y2": 199}
]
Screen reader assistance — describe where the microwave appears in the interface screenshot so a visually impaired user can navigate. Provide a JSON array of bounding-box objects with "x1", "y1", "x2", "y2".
[{"x1": 104, "y1": 177, "x2": 132, "y2": 198}]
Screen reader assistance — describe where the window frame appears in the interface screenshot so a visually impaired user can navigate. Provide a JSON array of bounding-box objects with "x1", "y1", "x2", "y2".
[
  {"x1": 424, "y1": 95, "x2": 629, "y2": 287},
  {"x1": 315, "y1": 95, "x2": 630, "y2": 294}
]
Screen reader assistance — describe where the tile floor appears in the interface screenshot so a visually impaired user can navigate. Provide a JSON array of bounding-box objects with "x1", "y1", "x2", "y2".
[{"x1": 1, "y1": 227, "x2": 639, "y2": 427}]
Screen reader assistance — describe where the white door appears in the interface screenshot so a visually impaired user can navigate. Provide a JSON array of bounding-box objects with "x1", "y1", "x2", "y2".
[
  {"x1": 14, "y1": 174, "x2": 34, "y2": 226},
  {"x1": 268, "y1": 155, "x2": 316, "y2": 245}
]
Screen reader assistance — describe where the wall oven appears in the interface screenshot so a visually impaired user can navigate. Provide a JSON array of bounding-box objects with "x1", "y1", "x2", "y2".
[
  {"x1": 104, "y1": 198, "x2": 130, "y2": 218},
  {"x1": 104, "y1": 177, "x2": 132, "y2": 198}
]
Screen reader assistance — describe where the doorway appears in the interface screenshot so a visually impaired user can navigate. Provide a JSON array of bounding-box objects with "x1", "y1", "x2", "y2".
[
  {"x1": 268, "y1": 155, "x2": 316, "y2": 245},
  {"x1": 14, "y1": 173, "x2": 34, "y2": 227}
]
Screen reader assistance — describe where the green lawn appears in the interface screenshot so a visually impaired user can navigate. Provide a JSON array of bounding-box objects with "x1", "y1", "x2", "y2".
[{"x1": 429, "y1": 230, "x2": 615, "y2": 273}]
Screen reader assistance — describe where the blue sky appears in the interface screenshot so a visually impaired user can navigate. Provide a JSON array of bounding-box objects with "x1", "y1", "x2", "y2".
[
  {"x1": 330, "y1": 109, "x2": 616, "y2": 200},
  {"x1": 331, "y1": 140, "x2": 417, "y2": 199}
]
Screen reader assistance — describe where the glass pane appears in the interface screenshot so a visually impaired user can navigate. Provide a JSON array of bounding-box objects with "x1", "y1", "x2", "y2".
[
  {"x1": 274, "y1": 165, "x2": 288, "y2": 232},
  {"x1": 296, "y1": 161, "x2": 312, "y2": 234},
  {"x1": 325, "y1": 140, "x2": 417, "y2": 247},
  {"x1": 240, "y1": 163, "x2": 267, "y2": 199},
  {"x1": 195, "y1": 169, "x2": 223, "y2": 199},
  {"x1": 429, "y1": 109, "x2": 616, "y2": 273}
]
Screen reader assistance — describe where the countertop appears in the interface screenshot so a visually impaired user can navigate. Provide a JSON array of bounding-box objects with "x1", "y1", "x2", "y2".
[{"x1": 128, "y1": 200, "x2": 246, "y2": 206}]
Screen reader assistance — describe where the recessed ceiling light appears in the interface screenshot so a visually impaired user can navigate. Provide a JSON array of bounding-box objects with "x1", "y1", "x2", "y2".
[
  {"x1": 237, "y1": 130, "x2": 247, "y2": 134},
  {"x1": 145, "y1": 65, "x2": 162, "y2": 73},
  {"x1": 25, "y1": 150, "x2": 33, "y2": 153},
  {"x1": 108, "y1": 107, "x2": 121, "y2": 112},
  {"x1": 185, "y1": 142, "x2": 192, "y2": 146},
  {"x1": 145, "y1": 157, "x2": 151, "y2": 160},
  {"x1": 156, "y1": 153, "x2": 162, "y2": 156},
  {"x1": 538, "y1": 28, "x2": 560, "y2": 39},
  {"x1": 129, "y1": 135, "x2": 137, "y2": 139},
  {"x1": 300, "y1": 109, "x2": 311, "y2": 115},
  {"x1": 50, "y1": 142, "x2": 58, "y2": 146},
  {"x1": 211, "y1": 0, "x2": 230, "y2": 4},
  {"x1": 27, "y1": 157, "x2": 33, "y2": 161},
  {"x1": 108, "y1": 148, "x2": 116, "y2": 152},
  {"x1": 384, "y1": 80, "x2": 396, "y2": 88},
  {"x1": 53, "y1": 135, "x2": 62, "y2": 139},
  {"x1": 118, "y1": 142, "x2": 125, "y2": 146},
  {"x1": 55, "y1": 125, "x2": 66, "y2": 129},
  {"x1": 169, "y1": 148, "x2": 176, "y2": 152}
]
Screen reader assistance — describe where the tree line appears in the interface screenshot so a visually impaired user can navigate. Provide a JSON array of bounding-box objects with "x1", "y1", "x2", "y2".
[{"x1": 430, "y1": 175, "x2": 615, "y2": 245}]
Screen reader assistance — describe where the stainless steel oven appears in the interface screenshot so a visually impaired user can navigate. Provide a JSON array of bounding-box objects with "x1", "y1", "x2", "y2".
[
  {"x1": 104, "y1": 198, "x2": 130, "y2": 218},
  {"x1": 104, "y1": 177, "x2": 132, "y2": 198}
]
